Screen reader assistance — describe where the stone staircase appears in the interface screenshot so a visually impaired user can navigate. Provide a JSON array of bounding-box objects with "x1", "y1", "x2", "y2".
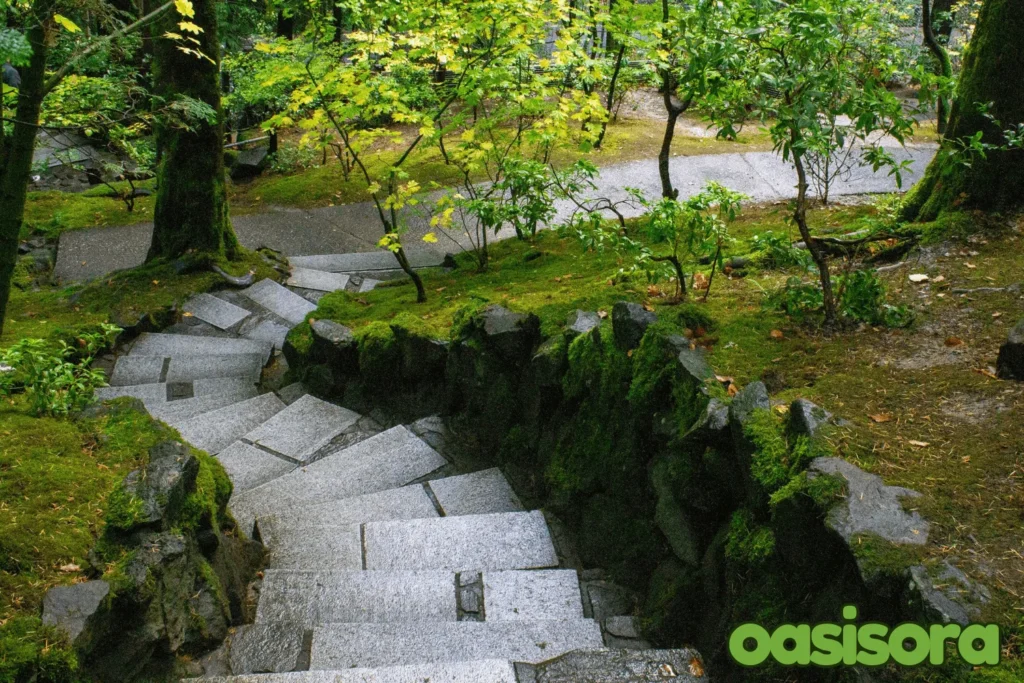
[{"x1": 93, "y1": 262, "x2": 701, "y2": 681}]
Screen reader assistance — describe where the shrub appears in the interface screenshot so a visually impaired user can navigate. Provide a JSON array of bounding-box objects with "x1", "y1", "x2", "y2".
[
  {"x1": 766, "y1": 271, "x2": 912, "y2": 328},
  {"x1": 752, "y1": 230, "x2": 812, "y2": 270},
  {"x1": 0, "y1": 324, "x2": 120, "y2": 417}
]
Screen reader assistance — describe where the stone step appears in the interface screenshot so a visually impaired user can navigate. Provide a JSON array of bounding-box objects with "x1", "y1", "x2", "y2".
[
  {"x1": 177, "y1": 393, "x2": 286, "y2": 455},
  {"x1": 183, "y1": 292, "x2": 252, "y2": 330},
  {"x1": 127, "y1": 333, "x2": 273, "y2": 365},
  {"x1": 242, "y1": 394, "x2": 360, "y2": 464},
  {"x1": 239, "y1": 317, "x2": 291, "y2": 350},
  {"x1": 256, "y1": 570, "x2": 456, "y2": 625},
  {"x1": 96, "y1": 376, "x2": 255, "y2": 406},
  {"x1": 310, "y1": 619, "x2": 603, "y2": 669},
  {"x1": 148, "y1": 385, "x2": 260, "y2": 426},
  {"x1": 229, "y1": 426, "x2": 447, "y2": 536},
  {"x1": 289, "y1": 249, "x2": 444, "y2": 274},
  {"x1": 241, "y1": 279, "x2": 317, "y2": 326},
  {"x1": 428, "y1": 468, "x2": 524, "y2": 517},
  {"x1": 216, "y1": 441, "x2": 296, "y2": 494},
  {"x1": 255, "y1": 569, "x2": 583, "y2": 626},
  {"x1": 364, "y1": 511, "x2": 558, "y2": 573},
  {"x1": 202, "y1": 659, "x2": 518, "y2": 682},
  {"x1": 110, "y1": 352, "x2": 266, "y2": 386},
  {"x1": 287, "y1": 267, "x2": 351, "y2": 293}
]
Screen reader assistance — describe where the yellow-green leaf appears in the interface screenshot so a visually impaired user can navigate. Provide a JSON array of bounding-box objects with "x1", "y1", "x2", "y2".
[
  {"x1": 53, "y1": 14, "x2": 81, "y2": 33},
  {"x1": 422, "y1": 232, "x2": 438, "y2": 244},
  {"x1": 178, "y1": 21, "x2": 203, "y2": 34},
  {"x1": 174, "y1": 0, "x2": 195, "y2": 19}
]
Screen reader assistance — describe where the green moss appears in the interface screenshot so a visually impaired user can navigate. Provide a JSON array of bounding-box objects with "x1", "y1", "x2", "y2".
[
  {"x1": 725, "y1": 509, "x2": 776, "y2": 567},
  {"x1": 354, "y1": 320, "x2": 400, "y2": 379},
  {"x1": 769, "y1": 471, "x2": 846, "y2": 510},
  {"x1": 104, "y1": 484, "x2": 147, "y2": 532},
  {"x1": 0, "y1": 616, "x2": 79, "y2": 683},
  {"x1": 285, "y1": 321, "x2": 313, "y2": 356},
  {"x1": 849, "y1": 532, "x2": 927, "y2": 579},
  {"x1": 673, "y1": 303, "x2": 715, "y2": 333},
  {"x1": 176, "y1": 450, "x2": 233, "y2": 533},
  {"x1": 742, "y1": 409, "x2": 794, "y2": 495}
]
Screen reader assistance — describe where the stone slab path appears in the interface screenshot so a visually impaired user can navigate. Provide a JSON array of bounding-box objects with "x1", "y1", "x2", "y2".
[
  {"x1": 56, "y1": 145, "x2": 935, "y2": 282},
  {"x1": 93, "y1": 270, "x2": 690, "y2": 680}
]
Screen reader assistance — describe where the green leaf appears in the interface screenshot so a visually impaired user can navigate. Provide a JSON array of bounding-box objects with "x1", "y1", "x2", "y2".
[{"x1": 53, "y1": 15, "x2": 81, "y2": 34}]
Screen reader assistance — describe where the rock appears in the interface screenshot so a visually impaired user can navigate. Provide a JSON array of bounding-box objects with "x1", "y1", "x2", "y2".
[
  {"x1": 809, "y1": 457, "x2": 929, "y2": 546},
  {"x1": 310, "y1": 319, "x2": 358, "y2": 376},
  {"x1": 908, "y1": 562, "x2": 990, "y2": 627},
  {"x1": 581, "y1": 579, "x2": 636, "y2": 623},
  {"x1": 117, "y1": 441, "x2": 199, "y2": 531},
  {"x1": 729, "y1": 381, "x2": 770, "y2": 426},
  {"x1": 789, "y1": 398, "x2": 833, "y2": 437},
  {"x1": 408, "y1": 415, "x2": 448, "y2": 455},
  {"x1": 469, "y1": 305, "x2": 541, "y2": 361},
  {"x1": 604, "y1": 615, "x2": 641, "y2": 639},
  {"x1": 612, "y1": 301, "x2": 657, "y2": 351},
  {"x1": 683, "y1": 398, "x2": 729, "y2": 443},
  {"x1": 42, "y1": 580, "x2": 110, "y2": 648},
  {"x1": 523, "y1": 648, "x2": 709, "y2": 682},
  {"x1": 531, "y1": 337, "x2": 566, "y2": 388},
  {"x1": 728, "y1": 381, "x2": 772, "y2": 505},
  {"x1": 230, "y1": 146, "x2": 270, "y2": 180},
  {"x1": 996, "y1": 319, "x2": 1024, "y2": 380},
  {"x1": 650, "y1": 460, "x2": 700, "y2": 567},
  {"x1": 675, "y1": 345, "x2": 714, "y2": 383},
  {"x1": 399, "y1": 335, "x2": 449, "y2": 383},
  {"x1": 565, "y1": 310, "x2": 601, "y2": 339}
]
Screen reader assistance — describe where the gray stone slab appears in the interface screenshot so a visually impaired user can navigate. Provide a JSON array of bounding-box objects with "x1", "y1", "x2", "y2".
[
  {"x1": 428, "y1": 468, "x2": 523, "y2": 517},
  {"x1": 261, "y1": 523, "x2": 363, "y2": 570},
  {"x1": 97, "y1": 377, "x2": 256, "y2": 408},
  {"x1": 290, "y1": 248, "x2": 444, "y2": 274},
  {"x1": 229, "y1": 426, "x2": 446, "y2": 535},
  {"x1": 183, "y1": 292, "x2": 251, "y2": 330},
  {"x1": 243, "y1": 394, "x2": 360, "y2": 463},
  {"x1": 525, "y1": 648, "x2": 709, "y2": 682},
  {"x1": 177, "y1": 393, "x2": 285, "y2": 455},
  {"x1": 356, "y1": 278, "x2": 380, "y2": 293},
  {"x1": 310, "y1": 619, "x2": 603, "y2": 669},
  {"x1": 276, "y1": 382, "x2": 308, "y2": 405},
  {"x1": 364, "y1": 510, "x2": 558, "y2": 572},
  {"x1": 192, "y1": 376, "x2": 259, "y2": 397},
  {"x1": 483, "y1": 570, "x2": 584, "y2": 622},
  {"x1": 228, "y1": 623, "x2": 308, "y2": 675},
  {"x1": 257, "y1": 570, "x2": 457, "y2": 625},
  {"x1": 163, "y1": 352, "x2": 265, "y2": 383},
  {"x1": 148, "y1": 387, "x2": 259, "y2": 426},
  {"x1": 217, "y1": 441, "x2": 295, "y2": 494},
  {"x1": 202, "y1": 660, "x2": 518, "y2": 683},
  {"x1": 128, "y1": 333, "x2": 273, "y2": 364},
  {"x1": 110, "y1": 355, "x2": 163, "y2": 386},
  {"x1": 259, "y1": 485, "x2": 438, "y2": 536},
  {"x1": 95, "y1": 382, "x2": 168, "y2": 405},
  {"x1": 240, "y1": 318, "x2": 291, "y2": 350},
  {"x1": 288, "y1": 268, "x2": 351, "y2": 293},
  {"x1": 242, "y1": 279, "x2": 317, "y2": 326}
]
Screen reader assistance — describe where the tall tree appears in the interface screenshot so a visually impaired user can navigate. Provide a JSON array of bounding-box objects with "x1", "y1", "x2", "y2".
[
  {"x1": 148, "y1": 0, "x2": 239, "y2": 260},
  {"x1": 902, "y1": 0, "x2": 1024, "y2": 221}
]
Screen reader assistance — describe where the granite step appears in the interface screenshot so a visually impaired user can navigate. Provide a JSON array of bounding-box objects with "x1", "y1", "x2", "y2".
[
  {"x1": 183, "y1": 293, "x2": 252, "y2": 330},
  {"x1": 241, "y1": 279, "x2": 317, "y2": 326},
  {"x1": 215, "y1": 441, "x2": 297, "y2": 494},
  {"x1": 110, "y1": 352, "x2": 266, "y2": 386},
  {"x1": 287, "y1": 267, "x2": 351, "y2": 293},
  {"x1": 202, "y1": 659, "x2": 518, "y2": 682},
  {"x1": 428, "y1": 468, "x2": 524, "y2": 517},
  {"x1": 242, "y1": 394, "x2": 360, "y2": 464},
  {"x1": 363, "y1": 511, "x2": 558, "y2": 573},
  {"x1": 255, "y1": 569, "x2": 583, "y2": 626},
  {"x1": 96, "y1": 376, "x2": 255, "y2": 406},
  {"x1": 238, "y1": 316, "x2": 291, "y2": 350},
  {"x1": 177, "y1": 392, "x2": 286, "y2": 455},
  {"x1": 126, "y1": 333, "x2": 273, "y2": 365},
  {"x1": 229, "y1": 426, "x2": 447, "y2": 536},
  {"x1": 310, "y1": 619, "x2": 603, "y2": 669},
  {"x1": 149, "y1": 387, "x2": 260, "y2": 426},
  {"x1": 289, "y1": 249, "x2": 444, "y2": 274}
]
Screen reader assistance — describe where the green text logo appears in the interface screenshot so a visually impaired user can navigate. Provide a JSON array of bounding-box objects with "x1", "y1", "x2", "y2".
[{"x1": 729, "y1": 606, "x2": 1000, "y2": 667}]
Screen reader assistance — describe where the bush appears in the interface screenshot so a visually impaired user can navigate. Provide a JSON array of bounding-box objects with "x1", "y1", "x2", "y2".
[
  {"x1": 0, "y1": 324, "x2": 120, "y2": 417},
  {"x1": 752, "y1": 230, "x2": 812, "y2": 270},
  {"x1": 767, "y1": 271, "x2": 912, "y2": 328}
]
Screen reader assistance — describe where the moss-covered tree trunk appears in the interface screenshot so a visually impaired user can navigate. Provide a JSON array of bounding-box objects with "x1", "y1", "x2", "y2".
[
  {"x1": 0, "y1": 5, "x2": 52, "y2": 335},
  {"x1": 148, "y1": 0, "x2": 239, "y2": 261},
  {"x1": 902, "y1": 0, "x2": 1024, "y2": 221}
]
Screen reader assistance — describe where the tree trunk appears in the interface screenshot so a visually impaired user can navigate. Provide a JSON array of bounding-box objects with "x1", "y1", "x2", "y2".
[
  {"x1": 148, "y1": 0, "x2": 239, "y2": 261},
  {"x1": 922, "y1": 0, "x2": 952, "y2": 134},
  {"x1": 659, "y1": 98, "x2": 682, "y2": 199},
  {"x1": 932, "y1": 0, "x2": 956, "y2": 42},
  {"x1": 276, "y1": 10, "x2": 294, "y2": 39},
  {"x1": 394, "y1": 247, "x2": 427, "y2": 303},
  {"x1": 0, "y1": 5, "x2": 51, "y2": 335},
  {"x1": 595, "y1": 44, "x2": 625, "y2": 150},
  {"x1": 793, "y1": 152, "x2": 837, "y2": 329},
  {"x1": 902, "y1": 0, "x2": 1024, "y2": 221}
]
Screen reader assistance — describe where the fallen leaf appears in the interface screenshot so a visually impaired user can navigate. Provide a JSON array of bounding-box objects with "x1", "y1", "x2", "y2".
[
  {"x1": 769, "y1": 329, "x2": 784, "y2": 340},
  {"x1": 869, "y1": 413, "x2": 892, "y2": 423},
  {"x1": 435, "y1": 287, "x2": 446, "y2": 293},
  {"x1": 694, "y1": 326, "x2": 706, "y2": 338},
  {"x1": 646, "y1": 284, "x2": 663, "y2": 297},
  {"x1": 992, "y1": 312, "x2": 1002, "y2": 318},
  {"x1": 908, "y1": 440, "x2": 930, "y2": 448},
  {"x1": 597, "y1": 310, "x2": 608, "y2": 319},
  {"x1": 944, "y1": 336, "x2": 964, "y2": 347},
  {"x1": 908, "y1": 273, "x2": 929, "y2": 283},
  {"x1": 643, "y1": 303, "x2": 655, "y2": 312},
  {"x1": 961, "y1": 456, "x2": 971, "y2": 464},
  {"x1": 727, "y1": 383, "x2": 739, "y2": 397},
  {"x1": 692, "y1": 272, "x2": 709, "y2": 290},
  {"x1": 932, "y1": 275, "x2": 945, "y2": 283},
  {"x1": 715, "y1": 374, "x2": 734, "y2": 384},
  {"x1": 182, "y1": 311, "x2": 194, "y2": 318},
  {"x1": 964, "y1": 262, "x2": 976, "y2": 269},
  {"x1": 974, "y1": 367, "x2": 998, "y2": 379},
  {"x1": 688, "y1": 657, "x2": 705, "y2": 677},
  {"x1": 151, "y1": 280, "x2": 159, "y2": 285},
  {"x1": 59, "y1": 564, "x2": 80, "y2": 573},
  {"x1": 553, "y1": 276, "x2": 562, "y2": 283}
]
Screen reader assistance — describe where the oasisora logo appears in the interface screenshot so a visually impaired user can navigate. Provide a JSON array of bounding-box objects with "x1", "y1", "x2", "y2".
[{"x1": 729, "y1": 606, "x2": 1000, "y2": 667}]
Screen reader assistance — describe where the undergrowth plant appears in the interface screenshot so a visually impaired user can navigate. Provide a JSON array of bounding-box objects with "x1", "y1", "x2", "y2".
[
  {"x1": 0, "y1": 324, "x2": 120, "y2": 416},
  {"x1": 767, "y1": 270, "x2": 912, "y2": 328}
]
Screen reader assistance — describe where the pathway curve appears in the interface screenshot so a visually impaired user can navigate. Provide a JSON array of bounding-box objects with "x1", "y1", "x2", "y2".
[
  {"x1": 55, "y1": 145, "x2": 936, "y2": 282},
  {"x1": 96, "y1": 268, "x2": 694, "y2": 680}
]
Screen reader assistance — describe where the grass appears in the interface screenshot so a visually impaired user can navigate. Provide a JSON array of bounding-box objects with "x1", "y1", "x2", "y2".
[
  {"x1": 306, "y1": 202, "x2": 1024, "y2": 676},
  {"x1": 1, "y1": 250, "x2": 280, "y2": 349}
]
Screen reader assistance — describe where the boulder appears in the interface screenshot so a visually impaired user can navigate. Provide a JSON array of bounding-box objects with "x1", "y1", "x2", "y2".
[
  {"x1": 565, "y1": 310, "x2": 601, "y2": 340},
  {"x1": 675, "y1": 345, "x2": 714, "y2": 383},
  {"x1": 42, "y1": 580, "x2": 110, "y2": 648},
  {"x1": 729, "y1": 381, "x2": 770, "y2": 428},
  {"x1": 472, "y1": 305, "x2": 541, "y2": 361},
  {"x1": 531, "y1": 337, "x2": 567, "y2": 388},
  {"x1": 612, "y1": 301, "x2": 657, "y2": 350},
  {"x1": 309, "y1": 319, "x2": 358, "y2": 376},
  {"x1": 788, "y1": 398, "x2": 833, "y2": 438},
  {"x1": 908, "y1": 561, "x2": 990, "y2": 626},
  {"x1": 523, "y1": 648, "x2": 708, "y2": 682},
  {"x1": 118, "y1": 441, "x2": 199, "y2": 531},
  {"x1": 399, "y1": 335, "x2": 448, "y2": 383},
  {"x1": 996, "y1": 319, "x2": 1024, "y2": 380},
  {"x1": 808, "y1": 457, "x2": 929, "y2": 547},
  {"x1": 229, "y1": 146, "x2": 269, "y2": 180},
  {"x1": 651, "y1": 460, "x2": 701, "y2": 567}
]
